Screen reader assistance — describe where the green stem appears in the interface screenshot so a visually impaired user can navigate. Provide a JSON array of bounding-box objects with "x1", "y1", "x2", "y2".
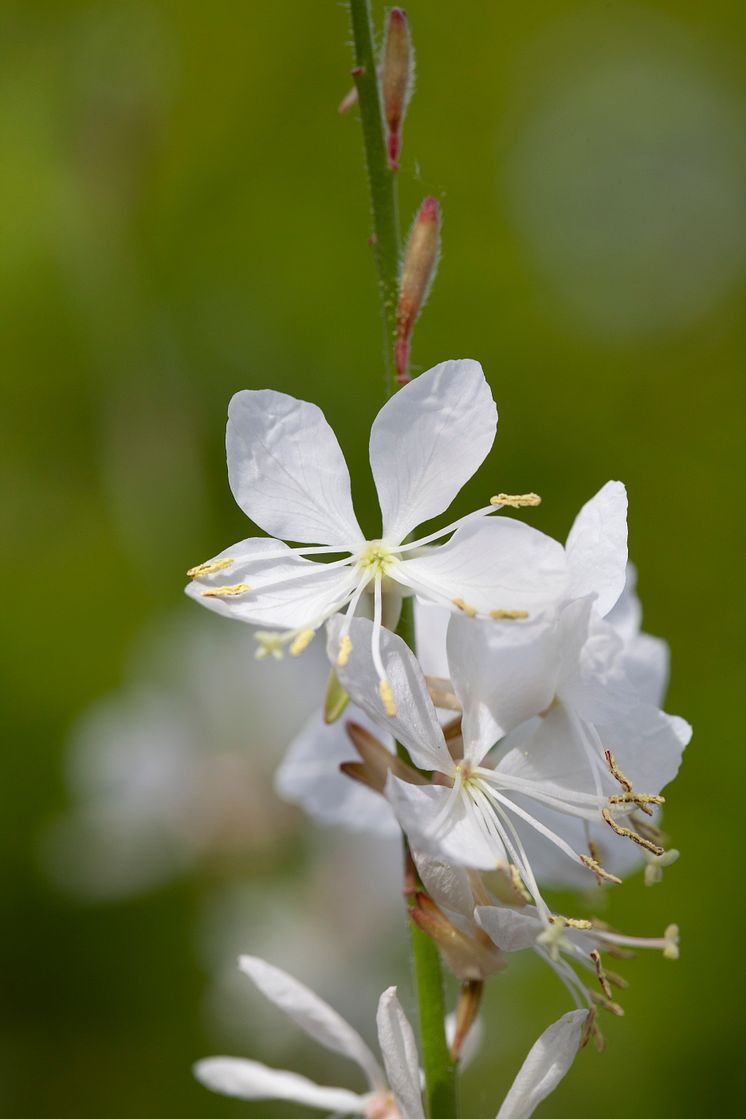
[
  {"x1": 349, "y1": 0, "x2": 400, "y2": 391},
  {"x1": 348, "y1": 5, "x2": 457, "y2": 1113}
]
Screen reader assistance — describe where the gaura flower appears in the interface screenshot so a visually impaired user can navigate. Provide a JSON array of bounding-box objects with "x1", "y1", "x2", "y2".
[
  {"x1": 195, "y1": 954, "x2": 589, "y2": 1119},
  {"x1": 475, "y1": 902, "x2": 679, "y2": 1023},
  {"x1": 330, "y1": 592, "x2": 688, "y2": 913},
  {"x1": 185, "y1": 359, "x2": 569, "y2": 714}
]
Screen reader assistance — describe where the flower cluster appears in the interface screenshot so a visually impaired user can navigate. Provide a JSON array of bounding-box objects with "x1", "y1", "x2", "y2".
[{"x1": 188, "y1": 359, "x2": 689, "y2": 1116}]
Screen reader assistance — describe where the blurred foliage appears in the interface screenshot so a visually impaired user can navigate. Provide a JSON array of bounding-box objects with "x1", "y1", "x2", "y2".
[{"x1": 2, "y1": 1, "x2": 745, "y2": 1116}]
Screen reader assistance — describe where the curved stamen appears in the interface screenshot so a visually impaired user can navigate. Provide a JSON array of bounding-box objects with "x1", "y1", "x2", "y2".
[
  {"x1": 393, "y1": 504, "x2": 499, "y2": 552},
  {"x1": 426, "y1": 767, "x2": 464, "y2": 837},
  {"x1": 475, "y1": 767, "x2": 605, "y2": 810},
  {"x1": 480, "y1": 783, "x2": 591, "y2": 871},
  {"x1": 468, "y1": 783, "x2": 550, "y2": 920}
]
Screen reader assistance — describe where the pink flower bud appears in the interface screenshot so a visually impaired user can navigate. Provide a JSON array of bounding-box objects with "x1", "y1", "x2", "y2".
[
  {"x1": 382, "y1": 8, "x2": 413, "y2": 170},
  {"x1": 396, "y1": 196, "x2": 441, "y2": 383}
]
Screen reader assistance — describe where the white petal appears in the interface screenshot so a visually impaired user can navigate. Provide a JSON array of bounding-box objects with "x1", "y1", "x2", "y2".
[
  {"x1": 194, "y1": 1057, "x2": 366, "y2": 1112},
  {"x1": 370, "y1": 359, "x2": 497, "y2": 544},
  {"x1": 414, "y1": 602, "x2": 451, "y2": 680},
  {"x1": 376, "y1": 988, "x2": 426, "y2": 1119},
  {"x1": 565, "y1": 481, "x2": 627, "y2": 617},
  {"x1": 412, "y1": 852, "x2": 476, "y2": 919},
  {"x1": 274, "y1": 708, "x2": 399, "y2": 837},
  {"x1": 227, "y1": 390, "x2": 363, "y2": 545},
  {"x1": 238, "y1": 956, "x2": 385, "y2": 1091},
  {"x1": 620, "y1": 632, "x2": 670, "y2": 707},
  {"x1": 497, "y1": 703, "x2": 612, "y2": 804},
  {"x1": 596, "y1": 705, "x2": 690, "y2": 794},
  {"x1": 387, "y1": 777, "x2": 505, "y2": 869},
  {"x1": 495, "y1": 1010, "x2": 588, "y2": 1119},
  {"x1": 474, "y1": 905, "x2": 542, "y2": 953},
  {"x1": 328, "y1": 618, "x2": 452, "y2": 773},
  {"x1": 398, "y1": 519, "x2": 568, "y2": 617},
  {"x1": 447, "y1": 613, "x2": 558, "y2": 765},
  {"x1": 605, "y1": 563, "x2": 642, "y2": 643},
  {"x1": 186, "y1": 538, "x2": 358, "y2": 629}
]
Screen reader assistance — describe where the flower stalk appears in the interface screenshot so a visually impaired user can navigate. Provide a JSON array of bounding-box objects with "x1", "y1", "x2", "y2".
[{"x1": 348, "y1": 0, "x2": 401, "y2": 393}]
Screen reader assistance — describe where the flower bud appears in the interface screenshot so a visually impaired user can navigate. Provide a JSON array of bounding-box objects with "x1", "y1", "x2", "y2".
[
  {"x1": 396, "y1": 196, "x2": 441, "y2": 383},
  {"x1": 382, "y1": 8, "x2": 414, "y2": 170},
  {"x1": 324, "y1": 669, "x2": 349, "y2": 723}
]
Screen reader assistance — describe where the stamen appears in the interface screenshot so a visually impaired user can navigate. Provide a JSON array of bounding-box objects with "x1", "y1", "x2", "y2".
[
  {"x1": 452, "y1": 597, "x2": 477, "y2": 618},
  {"x1": 552, "y1": 915, "x2": 593, "y2": 930},
  {"x1": 589, "y1": 991, "x2": 625, "y2": 1016},
  {"x1": 605, "y1": 750, "x2": 632, "y2": 792},
  {"x1": 379, "y1": 679, "x2": 396, "y2": 717},
  {"x1": 394, "y1": 503, "x2": 498, "y2": 552},
  {"x1": 337, "y1": 634, "x2": 353, "y2": 667},
  {"x1": 589, "y1": 949, "x2": 613, "y2": 1000},
  {"x1": 289, "y1": 629, "x2": 315, "y2": 656},
  {"x1": 580, "y1": 854, "x2": 622, "y2": 886},
  {"x1": 200, "y1": 583, "x2": 251, "y2": 597},
  {"x1": 602, "y1": 808, "x2": 665, "y2": 856},
  {"x1": 187, "y1": 558, "x2": 233, "y2": 577},
  {"x1": 489, "y1": 609, "x2": 529, "y2": 620},
  {"x1": 490, "y1": 493, "x2": 542, "y2": 508},
  {"x1": 608, "y1": 791, "x2": 665, "y2": 815}
]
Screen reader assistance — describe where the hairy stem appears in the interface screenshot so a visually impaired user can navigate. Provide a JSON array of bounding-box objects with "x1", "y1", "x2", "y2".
[{"x1": 348, "y1": 0, "x2": 400, "y2": 391}]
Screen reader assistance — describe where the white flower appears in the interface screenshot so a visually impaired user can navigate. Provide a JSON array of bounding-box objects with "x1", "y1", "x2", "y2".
[
  {"x1": 185, "y1": 360, "x2": 570, "y2": 713},
  {"x1": 330, "y1": 594, "x2": 689, "y2": 912},
  {"x1": 195, "y1": 955, "x2": 588, "y2": 1119}
]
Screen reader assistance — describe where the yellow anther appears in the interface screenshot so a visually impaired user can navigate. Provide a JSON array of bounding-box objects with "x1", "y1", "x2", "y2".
[
  {"x1": 187, "y1": 558, "x2": 234, "y2": 578},
  {"x1": 608, "y1": 791, "x2": 665, "y2": 816},
  {"x1": 580, "y1": 854, "x2": 622, "y2": 886},
  {"x1": 551, "y1": 915, "x2": 593, "y2": 930},
  {"x1": 200, "y1": 583, "x2": 251, "y2": 598},
  {"x1": 602, "y1": 808, "x2": 665, "y2": 856},
  {"x1": 490, "y1": 493, "x2": 542, "y2": 508},
  {"x1": 604, "y1": 750, "x2": 632, "y2": 792},
  {"x1": 489, "y1": 609, "x2": 529, "y2": 620},
  {"x1": 379, "y1": 679, "x2": 397, "y2": 717},
  {"x1": 590, "y1": 991, "x2": 625, "y2": 1017},
  {"x1": 289, "y1": 629, "x2": 315, "y2": 657},
  {"x1": 663, "y1": 924, "x2": 680, "y2": 961},
  {"x1": 452, "y1": 597, "x2": 477, "y2": 618},
  {"x1": 337, "y1": 634, "x2": 353, "y2": 667}
]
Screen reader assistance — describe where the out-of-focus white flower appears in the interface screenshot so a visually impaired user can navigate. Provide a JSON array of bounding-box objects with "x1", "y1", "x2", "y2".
[
  {"x1": 41, "y1": 613, "x2": 327, "y2": 897},
  {"x1": 274, "y1": 707, "x2": 399, "y2": 837},
  {"x1": 195, "y1": 955, "x2": 588, "y2": 1119},
  {"x1": 185, "y1": 360, "x2": 574, "y2": 715}
]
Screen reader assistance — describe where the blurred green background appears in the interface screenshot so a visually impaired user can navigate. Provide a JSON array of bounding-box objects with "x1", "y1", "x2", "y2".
[{"x1": 2, "y1": 0, "x2": 745, "y2": 1115}]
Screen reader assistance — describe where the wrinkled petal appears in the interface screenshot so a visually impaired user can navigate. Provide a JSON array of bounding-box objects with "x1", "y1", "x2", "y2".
[
  {"x1": 227, "y1": 390, "x2": 363, "y2": 545},
  {"x1": 495, "y1": 1010, "x2": 588, "y2": 1119},
  {"x1": 376, "y1": 988, "x2": 426, "y2": 1119},
  {"x1": 186, "y1": 539, "x2": 358, "y2": 629},
  {"x1": 398, "y1": 519, "x2": 567, "y2": 617},
  {"x1": 565, "y1": 481, "x2": 627, "y2": 617},
  {"x1": 238, "y1": 956, "x2": 385, "y2": 1091},
  {"x1": 194, "y1": 1057, "x2": 366, "y2": 1112},
  {"x1": 412, "y1": 852, "x2": 476, "y2": 920},
  {"x1": 328, "y1": 618, "x2": 452, "y2": 773},
  {"x1": 605, "y1": 563, "x2": 642, "y2": 643},
  {"x1": 475, "y1": 905, "x2": 542, "y2": 953},
  {"x1": 370, "y1": 359, "x2": 497, "y2": 545},
  {"x1": 387, "y1": 776, "x2": 505, "y2": 869},
  {"x1": 275, "y1": 708, "x2": 399, "y2": 837},
  {"x1": 447, "y1": 613, "x2": 558, "y2": 765}
]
